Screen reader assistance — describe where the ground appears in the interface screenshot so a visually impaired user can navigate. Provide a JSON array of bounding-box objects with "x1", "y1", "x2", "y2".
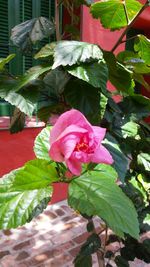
[{"x1": 0, "y1": 200, "x2": 149, "y2": 267}]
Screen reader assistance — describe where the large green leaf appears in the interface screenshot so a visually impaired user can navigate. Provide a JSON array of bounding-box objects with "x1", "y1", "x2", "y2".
[
  {"x1": 103, "y1": 134, "x2": 128, "y2": 182},
  {"x1": 0, "y1": 54, "x2": 15, "y2": 70},
  {"x1": 11, "y1": 17, "x2": 55, "y2": 53},
  {"x1": 134, "y1": 35, "x2": 150, "y2": 65},
  {"x1": 104, "y1": 51, "x2": 135, "y2": 94},
  {"x1": 52, "y1": 41, "x2": 103, "y2": 69},
  {"x1": 67, "y1": 61, "x2": 108, "y2": 91},
  {"x1": 68, "y1": 169, "x2": 139, "y2": 239},
  {"x1": 64, "y1": 78, "x2": 101, "y2": 124},
  {"x1": 34, "y1": 127, "x2": 51, "y2": 160},
  {"x1": 90, "y1": 0, "x2": 143, "y2": 31},
  {"x1": 0, "y1": 159, "x2": 58, "y2": 229}
]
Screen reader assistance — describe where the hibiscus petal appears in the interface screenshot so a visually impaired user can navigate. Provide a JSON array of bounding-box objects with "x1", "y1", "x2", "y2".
[
  {"x1": 50, "y1": 109, "x2": 92, "y2": 144},
  {"x1": 92, "y1": 144, "x2": 114, "y2": 164},
  {"x1": 49, "y1": 141, "x2": 64, "y2": 162},
  {"x1": 93, "y1": 126, "x2": 106, "y2": 144},
  {"x1": 61, "y1": 135, "x2": 78, "y2": 159},
  {"x1": 49, "y1": 134, "x2": 78, "y2": 161},
  {"x1": 73, "y1": 151, "x2": 92, "y2": 163},
  {"x1": 54, "y1": 125, "x2": 88, "y2": 143},
  {"x1": 66, "y1": 158, "x2": 82, "y2": 176}
]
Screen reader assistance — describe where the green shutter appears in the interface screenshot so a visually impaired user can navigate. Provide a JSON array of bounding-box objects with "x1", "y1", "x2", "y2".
[
  {"x1": 0, "y1": 1, "x2": 9, "y2": 59},
  {"x1": 22, "y1": 0, "x2": 33, "y2": 72},
  {"x1": 0, "y1": 0, "x2": 55, "y2": 75}
]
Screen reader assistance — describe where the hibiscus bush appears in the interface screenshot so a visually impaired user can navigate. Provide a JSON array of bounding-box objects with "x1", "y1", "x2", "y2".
[{"x1": 0, "y1": 0, "x2": 150, "y2": 266}]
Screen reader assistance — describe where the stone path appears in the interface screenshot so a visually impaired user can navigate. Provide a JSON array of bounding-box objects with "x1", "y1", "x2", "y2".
[{"x1": 0, "y1": 200, "x2": 149, "y2": 267}]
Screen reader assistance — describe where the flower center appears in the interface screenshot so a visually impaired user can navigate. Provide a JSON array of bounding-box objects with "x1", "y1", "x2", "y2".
[{"x1": 75, "y1": 142, "x2": 89, "y2": 152}]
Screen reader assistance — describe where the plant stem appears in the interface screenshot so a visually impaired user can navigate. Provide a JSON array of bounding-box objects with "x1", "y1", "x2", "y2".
[
  {"x1": 111, "y1": 1, "x2": 149, "y2": 52},
  {"x1": 55, "y1": 0, "x2": 61, "y2": 41},
  {"x1": 90, "y1": 219, "x2": 106, "y2": 267}
]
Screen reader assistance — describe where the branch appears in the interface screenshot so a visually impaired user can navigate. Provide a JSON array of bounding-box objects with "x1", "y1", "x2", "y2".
[
  {"x1": 55, "y1": 0, "x2": 61, "y2": 41},
  {"x1": 111, "y1": 0, "x2": 149, "y2": 52}
]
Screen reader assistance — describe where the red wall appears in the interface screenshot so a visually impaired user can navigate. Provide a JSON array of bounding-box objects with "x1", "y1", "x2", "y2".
[
  {"x1": 0, "y1": 128, "x2": 68, "y2": 203},
  {"x1": 81, "y1": 2, "x2": 150, "y2": 106}
]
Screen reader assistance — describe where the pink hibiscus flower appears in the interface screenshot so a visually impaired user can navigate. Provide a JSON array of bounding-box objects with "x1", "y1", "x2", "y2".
[{"x1": 49, "y1": 109, "x2": 113, "y2": 176}]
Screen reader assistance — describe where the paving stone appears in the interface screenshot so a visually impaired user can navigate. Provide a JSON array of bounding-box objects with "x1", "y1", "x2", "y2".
[
  {"x1": 44, "y1": 210, "x2": 57, "y2": 219},
  {"x1": 13, "y1": 240, "x2": 31, "y2": 251},
  {"x1": 42, "y1": 253, "x2": 72, "y2": 267},
  {"x1": 54, "y1": 208, "x2": 65, "y2": 216},
  {"x1": 69, "y1": 245, "x2": 81, "y2": 257},
  {"x1": 0, "y1": 250, "x2": 10, "y2": 259},
  {"x1": 73, "y1": 231, "x2": 90, "y2": 244},
  {"x1": 15, "y1": 251, "x2": 30, "y2": 261}
]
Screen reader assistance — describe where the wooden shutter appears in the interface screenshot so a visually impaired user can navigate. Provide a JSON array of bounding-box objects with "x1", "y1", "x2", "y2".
[
  {"x1": 0, "y1": 0, "x2": 55, "y2": 75},
  {"x1": 0, "y1": 1, "x2": 9, "y2": 59}
]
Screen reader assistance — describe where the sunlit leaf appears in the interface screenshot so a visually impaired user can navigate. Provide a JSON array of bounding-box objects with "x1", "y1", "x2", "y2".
[
  {"x1": 52, "y1": 41, "x2": 103, "y2": 69},
  {"x1": 67, "y1": 61, "x2": 108, "y2": 91},
  {"x1": 69, "y1": 168, "x2": 139, "y2": 239},
  {"x1": 134, "y1": 35, "x2": 150, "y2": 65},
  {"x1": 90, "y1": 0, "x2": 143, "y2": 30},
  {"x1": 0, "y1": 159, "x2": 58, "y2": 229}
]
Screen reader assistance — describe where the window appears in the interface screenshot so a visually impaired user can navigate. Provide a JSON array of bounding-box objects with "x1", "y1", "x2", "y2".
[
  {"x1": 0, "y1": 0, "x2": 55, "y2": 75},
  {"x1": 0, "y1": 0, "x2": 55, "y2": 117}
]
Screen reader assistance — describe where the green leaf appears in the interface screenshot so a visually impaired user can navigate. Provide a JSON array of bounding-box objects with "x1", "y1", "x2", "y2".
[
  {"x1": 15, "y1": 65, "x2": 52, "y2": 92},
  {"x1": 0, "y1": 159, "x2": 58, "y2": 229},
  {"x1": 115, "y1": 255, "x2": 129, "y2": 267},
  {"x1": 11, "y1": 159, "x2": 58, "y2": 190},
  {"x1": 64, "y1": 78, "x2": 101, "y2": 124},
  {"x1": 100, "y1": 93, "x2": 108, "y2": 119},
  {"x1": 34, "y1": 42, "x2": 56, "y2": 59},
  {"x1": 117, "y1": 50, "x2": 150, "y2": 74},
  {"x1": 0, "y1": 91, "x2": 36, "y2": 117},
  {"x1": 103, "y1": 134, "x2": 128, "y2": 182},
  {"x1": 68, "y1": 170, "x2": 139, "y2": 239},
  {"x1": 52, "y1": 41, "x2": 103, "y2": 69},
  {"x1": 143, "y1": 214, "x2": 150, "y2": 226},
  {"x1": 121, "y1": 121, "x2": 139, "y2": 138},
  {"x1": 44, "y1": 68, "x2": 70, "y2": 95},
  {"x1": 134, "y1": 35, "x2": 150, "y2": 65},
  {"x1": 119, "y1": 95, "x2": 150, "y2": 121},
  {"x1": 0, "y1": 54, "x2": 15, "y2": 70},
  {"x1": 34, "y1": 127, "x2": 51, "y2": 160},
  {"x1": 133, "y1": 73, "x2": 150, "y2": 91},
  {"x1": 9, "y1": 108, "x2": 26, "y2": 134},
  {"x1": 104, "y1": 51, "x2": 135, "y2": 94},
  {"x1": 11, "y1": 17, "x2": 55, "y2": 53},
  {"x1": 74, "y1": 255, "x2": 92, "y2": 267},
  {"x1": 67, "y1": 61, "x2": 108, "y2": 91},
  {"x1": 90, "y1": 0, "x2": 143, "y2": 31},
  {"x1": 137, "y1": 153, "x2": 150, "y2": 172}
]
